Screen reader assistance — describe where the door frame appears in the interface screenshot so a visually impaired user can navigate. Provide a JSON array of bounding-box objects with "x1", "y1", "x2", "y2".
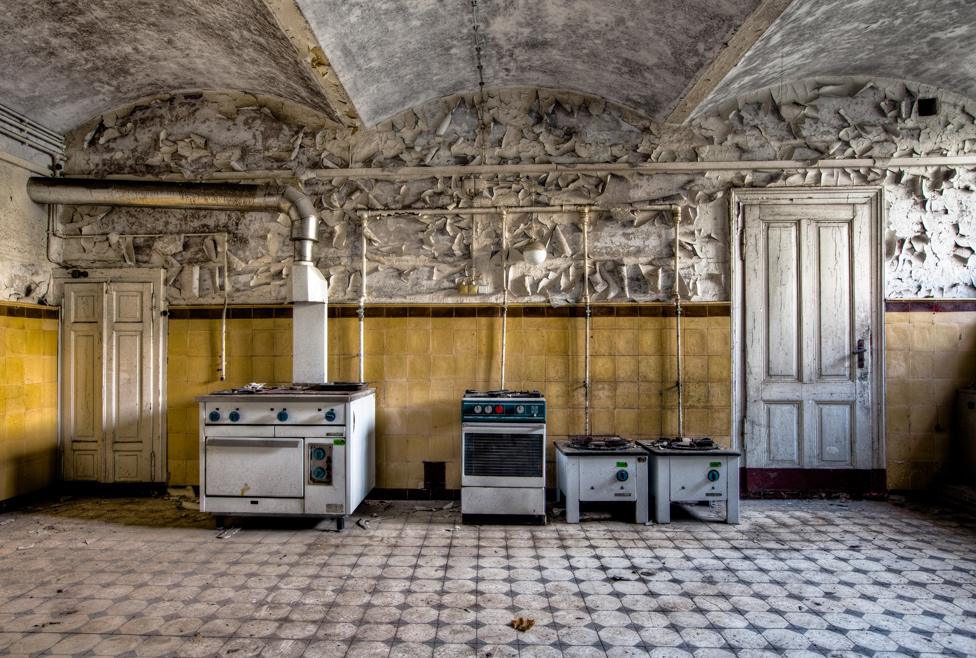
[
  {"x1": 729, "y1": 187, "x2": 886, "y2": 476},
  {"x1": 53, "y1": 268, "x2": 168, "y2": 483}
]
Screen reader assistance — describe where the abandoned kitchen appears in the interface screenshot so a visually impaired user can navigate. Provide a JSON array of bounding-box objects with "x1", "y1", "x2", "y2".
[{"x1": 0, "y1": 1, "x2": 974, "y2": 656}]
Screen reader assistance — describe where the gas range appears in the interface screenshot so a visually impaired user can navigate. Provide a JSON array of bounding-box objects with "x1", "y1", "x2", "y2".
[
  {"x1": 461, "y1": 389, "x2": 545, "y2": 423},
  {"x1": 460, "y1": 389, "x2": 547, "y2": 524}
]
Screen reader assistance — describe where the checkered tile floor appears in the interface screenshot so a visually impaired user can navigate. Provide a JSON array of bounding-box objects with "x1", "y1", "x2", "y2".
[{"x1": 0, "y1": 497, "x2": 973, "y2": 657}]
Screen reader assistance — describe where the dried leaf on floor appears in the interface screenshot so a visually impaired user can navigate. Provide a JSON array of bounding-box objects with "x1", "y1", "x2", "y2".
[{"x1": 510, "y1": 617, "x2": 535, "y2": 632}]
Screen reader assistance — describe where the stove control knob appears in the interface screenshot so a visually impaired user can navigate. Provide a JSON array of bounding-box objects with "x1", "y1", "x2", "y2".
[
  {"x1": 615, "y1": 469, "x2": 629, "y2": 482},
  {"x1": 208, "y1": 410, "x2": 221, "y2": 423},
  {"x1": 312, "y1": 466, "x2": 326, "y2": 480},
  {"x1": 484, "y1": 406, "x2": 492, "y2": 414},
  {"x1": 311, "y1": 447, "x2": 327, "y2": 461},
  {"x1": 495, "y1": 405, "x2": 504, "y2": 414},
  {"x1": 277, "y1": 410, "x2": 289, "y2": 422},
  {"x1": 228, "y1": 410, "x2": 241, "y2": 423},
  {"x1": 707, "y1": 469, "x2": 720, "y2": 482},
  {"x1": 324, "y1": 409, "x2": 336, "y2": 422},
  {"x1": 516, "y1": 405, "x2": 525, "y2": 414},
  {"x1": 473, "y1": 405, "x2": 482, "y2": 413}
]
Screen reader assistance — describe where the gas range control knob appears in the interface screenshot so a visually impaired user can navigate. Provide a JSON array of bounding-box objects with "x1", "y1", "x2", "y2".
[
  {"x1": 208, "y1": 410, "x2": 221, "y2": 423},
  {"x1": 228, "y1": 410, "x2": 241, "y2": 423},
  {"x1": 707, "y1": 469, "x2": 720, "y2": 482},
  {"x1": 495, "y1": 405, "x2": 504, "y2": 414},
  {"x1": 473, "y1": 405, "x2": 482, "y2": 413},
  {"x1": 616, "y1": 469, "x2": 629, "y2": 482},
  {"x1": 277, "y1": 410, "x2": 289, "y2": 422},
  {"x1": 324, "y1": 409, "x2": 336, "y2": 422},
  {"x1": 516, "y1": 405, "x2": 525, "y2": 414},
  {"x1": 484, "y1": 406, "x2": 492, "y2": 414}
]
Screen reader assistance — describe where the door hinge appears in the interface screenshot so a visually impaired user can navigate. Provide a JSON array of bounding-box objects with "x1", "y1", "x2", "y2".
[
  {"x1": 150, "y1": 451, "x2": 155, "y2": 477},
  {"x1": 738, "y1": 225, "x2": 745, "y2": 261}
]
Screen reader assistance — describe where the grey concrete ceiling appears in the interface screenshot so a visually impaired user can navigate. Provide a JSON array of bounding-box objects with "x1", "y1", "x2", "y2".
[
  {"x1": 698, "y1": 0, "x2": 976, "y2": 115},
  {"x1": 0, "y1": 0, "x2": 338, "y2": 132},
  {"x1": 296, "y1": 0, "x2": 763, "y2": 126}
]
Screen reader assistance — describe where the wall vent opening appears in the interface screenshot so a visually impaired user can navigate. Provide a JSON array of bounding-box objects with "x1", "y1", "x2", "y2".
[{"x1": 918, "y1": 97, "x2": 939, "y2": 117}]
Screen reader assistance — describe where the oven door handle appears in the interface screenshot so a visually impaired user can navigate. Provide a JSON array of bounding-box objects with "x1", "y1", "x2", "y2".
[
  {"x1": 206, "y1": 438, "x2": 301, "y2": 448},
  {"x1": 461, "y1": 423, "x2": 546, "y2": 434}
]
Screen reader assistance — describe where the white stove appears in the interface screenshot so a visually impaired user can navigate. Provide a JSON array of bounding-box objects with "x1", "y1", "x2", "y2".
[
  {"x1": 197, "y1": 382, "x2": 375, "y2": 530},
  {"x1": 637, "y1": 438, "x2": 740, "y2": 524},
  {"x1": 555, "y1": 436, "x2": 649, "y2": 524},
  {"x1": 460, "y1": 389, "x2": 546, "y2": 524}
]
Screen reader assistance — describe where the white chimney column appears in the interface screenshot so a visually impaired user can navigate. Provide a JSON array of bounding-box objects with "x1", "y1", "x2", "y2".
[{"x1": 290, "y1": 262, "x2": 329, "y2": 383}]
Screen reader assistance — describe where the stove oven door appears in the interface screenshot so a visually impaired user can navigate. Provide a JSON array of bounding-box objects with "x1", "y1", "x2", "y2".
[
  {"x1": 461, "y1": 423, "x2": 545, "y2": 488},
  {"x1": 205, "y1": 435, "x2": 304, "y2": 498}
]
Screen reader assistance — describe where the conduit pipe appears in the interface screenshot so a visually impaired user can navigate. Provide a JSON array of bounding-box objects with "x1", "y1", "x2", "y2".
[
  {"x1": 672, "y1": 207, "x2": 685, "y2": 439},
  {"x1": 500, "y1": 210, "x2": 509, "y2": 390},
  {"x1": 358, "y1": 216, "x2": 368, "y2": 384},
  {"x1": 27, "y1": 176, "x2": 331, "y2": 382},
  {"x1": 582, "y1": 206, "x2": 592, "y2": 437}
]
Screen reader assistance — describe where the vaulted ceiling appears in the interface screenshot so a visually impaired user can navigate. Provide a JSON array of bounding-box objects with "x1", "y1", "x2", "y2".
[{"x1": 1, "y1": 0, "x2": 975, "y2": 135}]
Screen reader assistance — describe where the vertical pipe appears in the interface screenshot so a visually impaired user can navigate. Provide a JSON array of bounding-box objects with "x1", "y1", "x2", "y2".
[
  {"x1": 500, "y1": 210, "x2": 508, "y2": 390},
  {"x1": 359, "y1": 216, "x2": 367, "y2": 383},
  {"x1": 673, "y1": 206, "x2": 684, "y2": 439},
  {"x1": 219, "y1": 233, "x2": 229, "y2": 381},
  {"x1": 582, "y1": 206, "x2": 591, "y2": 437}
]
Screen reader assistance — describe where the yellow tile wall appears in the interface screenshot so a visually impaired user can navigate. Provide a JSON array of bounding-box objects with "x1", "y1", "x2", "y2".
[
  {"x1": 165, "y1": 306, "x2": 732, "y2": 488},
  {"x1": 0, "y1": 303, "x2": 58, "y2": 501},
  {"x1": 885, "y1": 310, "x2": 976, "y2": 490}
]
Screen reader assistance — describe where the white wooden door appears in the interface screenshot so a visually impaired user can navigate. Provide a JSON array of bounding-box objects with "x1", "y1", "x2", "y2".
[
  {"x1": 62, "y1": 283, "x2": 105, "y2": 481},
  {"x1": 61, "y1": 277, "x2": 161, "y2": 482},
  {"x1": 104, "y1": 282, "x2": 155, "y2": 481},
  {"x1": 736, "y1": 189, "x2": 880, "y2": 471}
]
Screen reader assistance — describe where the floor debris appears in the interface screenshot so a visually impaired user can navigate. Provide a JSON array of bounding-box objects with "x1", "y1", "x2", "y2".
[
  {"x1": 510, "y1": 617, "x2": 535, "y2": 632},
  {"x1": 215, "y1": 526, "x2": 240, "y2": 539}
]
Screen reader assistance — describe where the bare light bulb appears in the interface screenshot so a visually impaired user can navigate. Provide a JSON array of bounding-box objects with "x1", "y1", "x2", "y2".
[{"x1": 523, "y1": 241, "x2": 547, "y2": 265}]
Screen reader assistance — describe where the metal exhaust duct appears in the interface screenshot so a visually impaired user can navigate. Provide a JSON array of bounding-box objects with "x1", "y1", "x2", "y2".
[{"x1": 27, "y1": 176, "x2": 330, "y2": 383}]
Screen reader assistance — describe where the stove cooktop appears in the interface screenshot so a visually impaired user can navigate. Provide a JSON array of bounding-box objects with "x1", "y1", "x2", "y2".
[
  {"x1": 568, "y1": 435, "x2": 634, "y2": 451},
  {"x1": 463, "y1": 389, "x2": 543, "y2": 399},
  {"x1": 212, "y1": 382, "x2": 368, "y2": 395}
]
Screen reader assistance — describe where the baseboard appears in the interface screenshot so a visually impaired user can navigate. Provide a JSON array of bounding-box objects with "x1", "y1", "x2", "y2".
[{"x1": 742, "y1": 468, "x2": 887, "y2": 499}]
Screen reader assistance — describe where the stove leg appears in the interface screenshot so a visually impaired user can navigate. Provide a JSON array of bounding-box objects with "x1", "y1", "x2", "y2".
[
  {"x1": 336, "y1": 517, "x2": 345, "y2": 532},
  {"x1": 653, "y1": 456, "x2": 671, "y2": 524},
  {"x1": 565, "y1": 495, "x2": 579, "y2": 524},
  {"x1": 726, "y1": 463, "x2": 740, "y2": 524},
  {"x1": 214, "y1": 516, "x2": 225, "y2": 530}
]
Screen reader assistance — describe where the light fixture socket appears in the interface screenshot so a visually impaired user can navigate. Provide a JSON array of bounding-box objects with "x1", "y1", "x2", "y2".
[{"x1": 523, "y1": 240, "x2": 547, "y2": 265}]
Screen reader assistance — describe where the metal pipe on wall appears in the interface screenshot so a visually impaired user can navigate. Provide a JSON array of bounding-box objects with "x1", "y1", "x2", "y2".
[
  {"x1": 500, "y1": 210, "x2": 509, "y2": 390},
  {"x1": 359, "y1": 216, "x2": 368, "y2": 383},
  {"x1": 582, "y1": 206, "x2": 591, "y2": 437},
  {"x1": 673, "y1": 206, "x2": 684, "y2": 439},
  {"x1": 28, "y1": 176, "x2": 330, "y2": 382}
]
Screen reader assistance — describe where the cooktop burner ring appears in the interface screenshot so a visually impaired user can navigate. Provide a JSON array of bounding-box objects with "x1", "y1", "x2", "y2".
[
  {"x1": 463, "y1": 389, "x2": 543, "y2": 399},
  {"x1": 648, "y1": 437, "x2": 719, "y2": 451},
  {"x1": 567, "y1": 434, "x2": 635, "y2": 451}
]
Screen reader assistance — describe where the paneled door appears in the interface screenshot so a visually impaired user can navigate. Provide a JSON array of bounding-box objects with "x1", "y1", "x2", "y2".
[
  {"x1": 732, "y1": 189, "x2": 882, "y2": 473},
  {"x1": 60, "y1": 270, "x2": 166, "y2": 482}
]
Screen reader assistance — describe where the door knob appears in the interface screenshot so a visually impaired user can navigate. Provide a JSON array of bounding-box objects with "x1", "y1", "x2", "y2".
[{"x1": 853, "y1": 339, "x2": 867, "y2": 369}]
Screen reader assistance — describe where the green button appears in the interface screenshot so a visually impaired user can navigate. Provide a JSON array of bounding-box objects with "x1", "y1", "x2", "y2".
[
  {"x1": 709, "y1": 461, "x2": 722, "y2": 467},
  {"x1": 616, "y1": 461, "x2": 627, "y2": 468}
]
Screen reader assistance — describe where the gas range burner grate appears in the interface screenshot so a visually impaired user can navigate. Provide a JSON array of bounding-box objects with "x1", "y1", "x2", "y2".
[
  {"x1": 216, "y1": 382, "x2": 367, "y2": 395},
  {"x1": 649, "y1": 437, "x2": 718, "y2": 451},
  {"x1": 568, "y1": 435, "x2": 634, "y2": 451},
  {"x1": 463, "y1": 389, "x2": 543, "y2": 399}
]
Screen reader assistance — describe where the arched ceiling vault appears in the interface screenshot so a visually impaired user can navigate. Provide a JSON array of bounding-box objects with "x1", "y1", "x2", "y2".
[{"x1": 2, "y1": 0, "x2": 976, "y2": 137}]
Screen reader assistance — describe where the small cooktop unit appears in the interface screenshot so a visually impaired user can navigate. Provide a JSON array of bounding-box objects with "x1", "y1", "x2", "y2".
[
  {"x1": 637, "y1": 439, "x2": 740, "y2": 524},
  {"x1": 555, "y1": 436, "x2": 649, "y2": 524},
  {"x1": 461, "y1": 390, "x2": 546, "y2": 524}
]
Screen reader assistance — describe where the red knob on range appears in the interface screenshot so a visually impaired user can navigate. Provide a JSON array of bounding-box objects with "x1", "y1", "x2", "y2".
[{"x1": 495, "y1": 405, "x2": 504, "y2": 414}]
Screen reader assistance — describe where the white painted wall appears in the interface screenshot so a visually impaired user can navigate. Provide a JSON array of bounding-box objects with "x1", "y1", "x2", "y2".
[{"x1": 0, "y1": 153, "x2": 53, "y2": 303}]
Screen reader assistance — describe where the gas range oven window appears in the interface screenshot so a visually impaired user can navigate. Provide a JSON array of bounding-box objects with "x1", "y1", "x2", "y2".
[{"x1": 463, "y1": 433, "x2": 544, "y2": 478}]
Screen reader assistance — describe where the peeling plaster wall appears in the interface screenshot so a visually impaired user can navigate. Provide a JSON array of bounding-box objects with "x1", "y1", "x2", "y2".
[
  {"x1": 0, "y1": 158, "x2": 53, "y2": 304},
  {"x1": 57, "y1": 81, "x2": 976, "y2": 306}
]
